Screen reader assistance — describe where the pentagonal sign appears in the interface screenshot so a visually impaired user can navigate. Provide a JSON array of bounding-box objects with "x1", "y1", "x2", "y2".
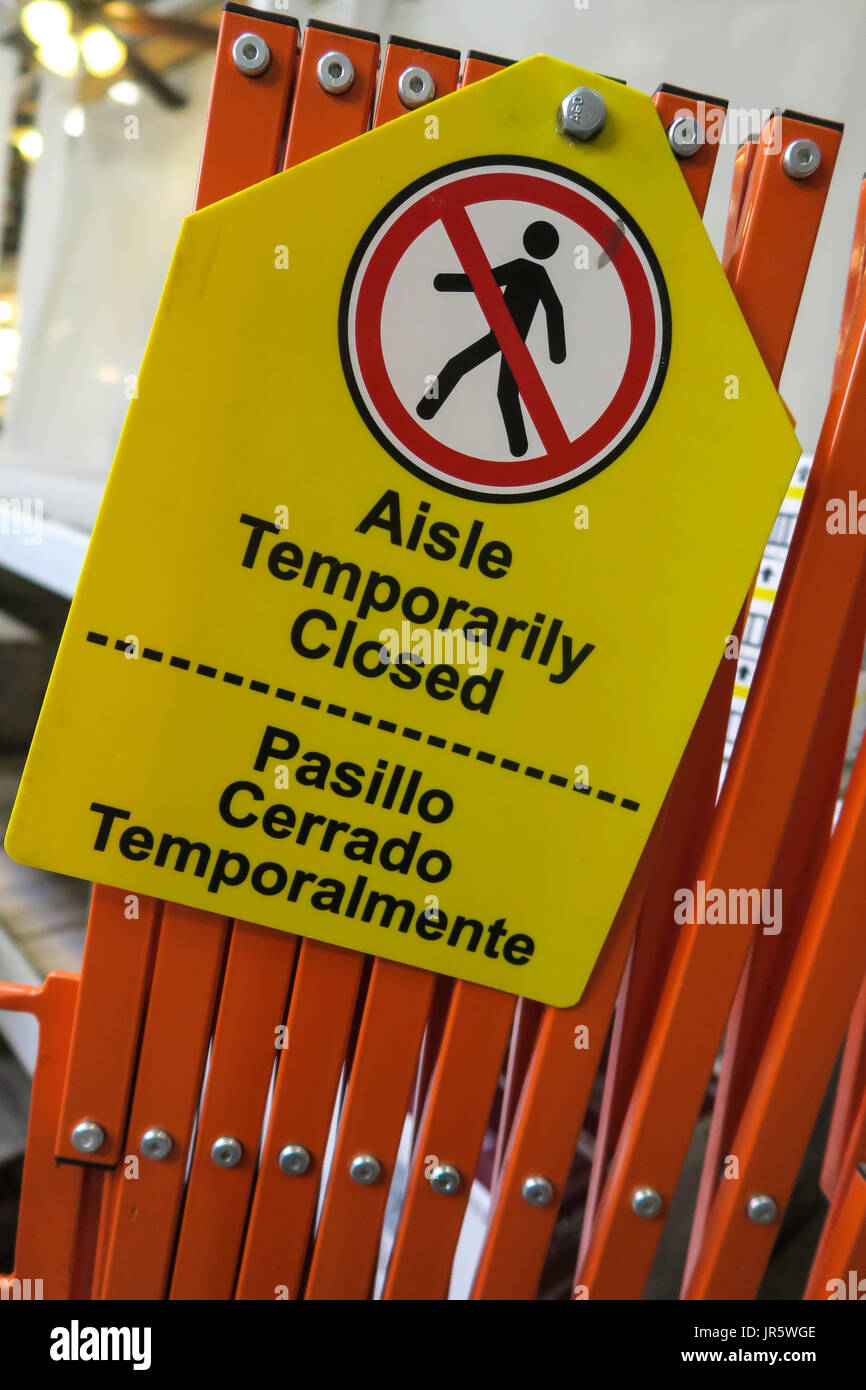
[{"x1": 5, "y1": 57, "x2": 800, "y2": 1006}]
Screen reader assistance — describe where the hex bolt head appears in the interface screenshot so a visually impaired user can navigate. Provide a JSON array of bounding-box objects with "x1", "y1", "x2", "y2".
[
  {"x1": 782, "y1": 138, "x2": 821, "y2": 180},
  {"x1": 140, "y1": 1127, "x2": 173, "y2": 1161},
  {"x1": 70, "y1": 1120, "x2": 106, "y2": 1154},
  {"x1": 428, "y1": 1162, "x2": 461, "y2": 1195},
  {"x1": 631, "y1": 1185, "x2": 664, "y2": 1219},
  {"x1": 397, "y1": 66, "x2": 436, "y2": 109},
  {"x1": 559, "y1": 86, "x2": 606, "y2": 141},
  {"x1": 232, "y1": 32, "x2": 271, "y2": 78},
  {"x1": 746, "y1": 1193, "x2": 778, "y2": 1225},
  {"x1": 349, "y1": 1153, "x2": 381, "y2": 1185},
  {"x1": 317, "y1": 50, "x2": 355, "y2": 95},
  {"x1": 278, "y1": 1143, "x2": 311, "y2": 1176},
  {"x1": 667, "y1": 115, "x2": 702, "y2": 159},
  {"x1": 211, "y1": 1135, "x2": 243, "y2": 1168},
  {"x1": 521, "y1": 1174, "x2": 554, "y2": 1207}
]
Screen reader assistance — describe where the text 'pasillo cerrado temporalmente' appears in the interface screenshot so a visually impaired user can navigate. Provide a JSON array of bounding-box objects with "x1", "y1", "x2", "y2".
[{"x1": 87, "y1": 723, "x2": 535, "y2": 967}]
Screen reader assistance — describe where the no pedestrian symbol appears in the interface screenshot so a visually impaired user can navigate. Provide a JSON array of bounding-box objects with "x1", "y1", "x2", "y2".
[{"x1": 341, "y1": 157, "x2": 671, "y2": 502}]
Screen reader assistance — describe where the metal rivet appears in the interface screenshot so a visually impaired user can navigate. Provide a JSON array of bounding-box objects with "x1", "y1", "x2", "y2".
[
  {"x1": 397, "y1": 65, "x2": 436, "y2": 109},
  {"x1": 232, "y1": 33, "x2": 271, "y2": 78},
  {"x1": 782, "y1": 138, "x2": 821, "y2": 180},
  {"x1": 667, "y1": 114, "x2": 702, "y2": 159},
  {"x1": 278, "y1": 1143, "x2": 311, "y2": 1176},
  {"x1": 317, "y1": 50, "x2": 355, "y2": 95},
  {"x1": 631, "y1": 1186, "x2": 663, "y2": 1219},
  {"x1": 349, "y1": 1153, "x2": 381, "y2": 1185},
  {"x1": 428, "y1": 1162, "x2": 460, "y2": 1195},
  {"x1": 211, "y1": 1135, "x2": 243, "y2": 1168},
  {"x1": 70, "y1": 1120, "x2": 105, "y2": 1154},
  {"x1": 141, "y1": 1127, "x2": 173, "y2": 1161},
  {"x1": 521, "y1": 1174, "x2": 554, "y2": 1207},
  {"x1": 559, "y1": 86, "x2": 606, "y2": 141},
  {"x1": 746, "y1": 1193, "x2": 778, "y2": 1225}
]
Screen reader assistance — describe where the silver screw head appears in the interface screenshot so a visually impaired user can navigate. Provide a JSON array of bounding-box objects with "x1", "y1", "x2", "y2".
[
  {"x1": 317, "y1": 50, "x2": 355, "y2": 95},
  {"x1": 560, "y1": 86, "x2": 606, "y2": 141},
  {"x1": 668, "y1": 114, "x2": 702, "y2": 159},
  {"x1": 631, "y1": 1185, "x2": 663, "y2": 1219},
  {"x1": 70, "y1": 1120, "x2": 105, "y2": 1154},
  {"x1": 746, "y1": 1193, "x2": 778, "y2": 1225},
  {"x1": 782, "y1": 138, "x2": 821, "y2": 180},
  {"x1": 211, "y1": 1135, "x2": 243, "y2": 1168},
  {"x1": 232, "y1": 33, "x2": 271, "y2": 78},
  {"x1": 428, "y1": 1162, "x2": 461, "y2": 1195},
  {"x1": 141, "y1": 1127, "x2": 173, "y2": 1161},
  {"x1": 521, "y1": 1174, "x2": 554, "y2": 1207},
  {"x1": 278, "y1": 1143, "x2": 311, "y2": 1176},
  {"x1": 349, "y1": 1153, "x2": 381, "y2": 1185},
  {"x1": 398, "y1": 65, "x2": 436, "y2": 109}
]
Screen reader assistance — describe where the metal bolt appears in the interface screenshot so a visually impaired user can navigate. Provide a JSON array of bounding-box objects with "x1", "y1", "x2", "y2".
[
  {"x1": 278, "y1": 1143, "x2": 311, "y2": 1176},
  {"x1": 232, "y1": 33, "x2": 271, "y2": 78},
  {"x1": 521, "y1": 1174, "x2": 554, "y2": 1207},
  {"x1": 559, "y1": 86, "x2": 606, "y2": 141},
  {"x1": 428, "y1": 1162, "x2": 461, "y2": 1195},
  {"x1": 667, "y1": 115, "x2": 702, "y2": 159},
  {"x1": 746, "y1": 1193, "x2": 778, "y2": 1225},
  {"x1": 782, "y1": 138, "x2": 821, "y2": 180},
  {"x1": 211, "y1": 1135, "x2": 243, "y2": 1168},
  {"x1": 317, "y1": 50, "x2": 355, "y2": 95},
  {"x1": 70, "y1": 1120, "x2": 105, "y2": 1154},
  {"x1": 141, "y1": 1127, "x2": 173, "y2": 1161},
  {"x1": 349, "y1": 1153, "x2": 381, "y2": 1185},
  {"x1": 631, "y1": 1186, "x2": 663, "y2": 1219},
  {"x1": 397, "y1": 66, "x2": 436, "y2": 109}
]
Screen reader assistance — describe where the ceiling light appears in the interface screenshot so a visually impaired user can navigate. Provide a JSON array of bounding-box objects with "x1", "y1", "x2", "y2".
[
  {"x1": 21, "y1": 1, "x2": 71, "y2": 46},
  {"x1": 36, "y1": 33, "x2": 79, "y2": 76},
  {"x1": 16, "y1": 130, "x2": 44, "y2": 161},
  {"x1": 63, "y1": 105, "x2": 85, "y2": 138},
  {"x1": 107, "y1": 80, "x2": 140, "y2": 106},
  {"x1": 80, "y1": 25, "x2": 127, "y2": 77}
]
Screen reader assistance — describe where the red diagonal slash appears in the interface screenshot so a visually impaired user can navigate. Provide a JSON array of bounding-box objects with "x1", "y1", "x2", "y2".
[{"x1": 440, "y1": 202, "x2": 570, "y2": 454}]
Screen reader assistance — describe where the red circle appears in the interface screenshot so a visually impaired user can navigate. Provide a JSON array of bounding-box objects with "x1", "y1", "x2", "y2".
[{"x1": 349, "y1": 168, "x2": 662, "y2": 493}]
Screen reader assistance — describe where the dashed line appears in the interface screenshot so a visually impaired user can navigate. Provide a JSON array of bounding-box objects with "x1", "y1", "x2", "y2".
[{"x1": 84, "y1": 629, "x2": 640, "y2": 812}]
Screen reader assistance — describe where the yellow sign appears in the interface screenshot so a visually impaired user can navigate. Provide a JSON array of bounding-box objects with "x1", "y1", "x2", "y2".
[{"x1": 6, "y1": 57, "x2": 800, "y2": 1006}]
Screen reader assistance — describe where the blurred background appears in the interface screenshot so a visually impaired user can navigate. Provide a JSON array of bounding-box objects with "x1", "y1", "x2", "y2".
[{"x1": 0, "y1": 0, "x2": 864, "y2": 1294}]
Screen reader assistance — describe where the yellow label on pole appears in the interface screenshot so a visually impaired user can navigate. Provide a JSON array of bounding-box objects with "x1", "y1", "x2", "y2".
[{"x1": 5, "y1": 57, "x2": 800, "y2": 1006}]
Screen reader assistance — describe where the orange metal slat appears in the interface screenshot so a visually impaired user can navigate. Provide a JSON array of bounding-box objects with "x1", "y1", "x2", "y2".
[
  {"x1": 806, "y1": 1083, "x2": 866, "y2": 1298},
  {"x1": 282, "y1": 19, "x2": 380, "y2": 167},
  {"x1": 383, "y1": 981, "x2": 515, "y2": 1300},
  {"x1": 97, "y1": 905, "x2": 229, "y2": 1299},
  {"x1": 722, "y1": 137, "x2": 758, "y2": 268},
  {"x1": 821, "y1": 973, "x2": 866, "y2": 1197},
  {"x1": 726, "y1": 111, "x2": 843, "y2": 386},
  {"x1": 233, "y1": 940, "x2": 364, "y2": 1299},
  {"x1": 304, "y1": 960, "x2": 434, "y2": 1298},
  {"x1": 461, "y1": 49, "x2": 512, "y2": 86},
  {"x1": 195, "y1": 4, "x2": 299, "y2": 207},
  {"x1": 1, "y1": 975, "x2": 83, "y2": 1299},
  {"x1": 55, "y1": 886, "x2": 159, "y2": 1167},
  {"x1": 472, "y1": 826, "x2": 659, "y2": 1301},
  {"x1": 169, "y1": 923, "x2": 298, "y2": 1299},
  {"x1": 374, "y1": 35, "x2": 460, "y2": 125},
  {"x1": 652, "y1": 84, "x2": 728, "y2": 216}
]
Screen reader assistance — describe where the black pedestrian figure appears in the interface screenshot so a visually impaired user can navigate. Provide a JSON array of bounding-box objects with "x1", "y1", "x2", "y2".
[{"x1": 416, "y1": 220, "x2": 566, "y2": 457}]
